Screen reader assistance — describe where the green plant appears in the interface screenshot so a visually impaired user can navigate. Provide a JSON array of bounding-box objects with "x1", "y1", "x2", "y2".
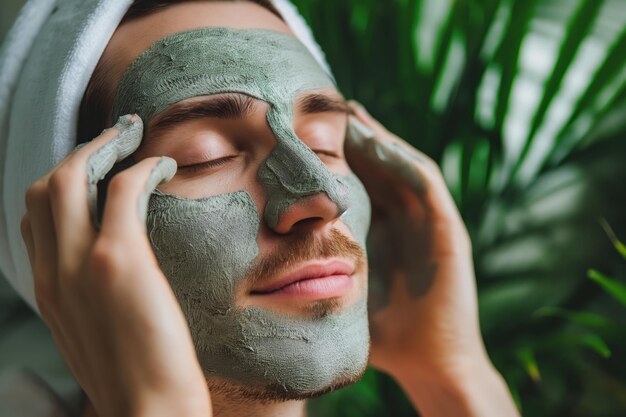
[{"x1": 293, "y1": 1, "x2": 626, "y2": 416}]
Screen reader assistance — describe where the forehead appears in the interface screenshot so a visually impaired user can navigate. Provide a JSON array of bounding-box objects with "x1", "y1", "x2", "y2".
[
  {"x1": 112, "y1": 27, "x2": 335, "y2": 123},
  {"x1": 100, "y1": 2, "x2": 295, "y2": 105}
]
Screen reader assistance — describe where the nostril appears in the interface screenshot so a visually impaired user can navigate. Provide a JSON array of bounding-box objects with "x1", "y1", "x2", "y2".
[
  {"x1": 270, "y1": 192, "x2": 345, "y2": 234},
  {"x1": 293, "y1": 217, "x2": 324, "y2": 229}
]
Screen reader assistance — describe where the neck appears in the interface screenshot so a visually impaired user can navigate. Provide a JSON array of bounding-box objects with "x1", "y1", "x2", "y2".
[
  {"x1": 211, "y1": 394, "x2": 307, "y2": 417},
  {"x1": 81, "y1": 394, "x2": 307, "y2": 417}
]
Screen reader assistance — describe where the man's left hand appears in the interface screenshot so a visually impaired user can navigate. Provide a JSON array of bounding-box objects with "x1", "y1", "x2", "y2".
[{"x1": 345, "y1": 101, "x2": 490, "y2": 385}]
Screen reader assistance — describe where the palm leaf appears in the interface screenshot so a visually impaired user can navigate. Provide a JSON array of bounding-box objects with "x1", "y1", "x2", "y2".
[{"x1": 295, "y1": 0, "x2": 626, "y2": 415}]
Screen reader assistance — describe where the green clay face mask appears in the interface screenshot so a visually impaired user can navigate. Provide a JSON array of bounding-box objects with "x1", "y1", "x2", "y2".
[{"x1": 112, "y1": 28, "x2": 372, "y2": 395}]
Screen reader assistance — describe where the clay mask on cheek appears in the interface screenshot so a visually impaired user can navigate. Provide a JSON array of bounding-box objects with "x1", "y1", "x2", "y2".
[{"x1": 112, "y1": 28, "x2": 372, "y2": 394}]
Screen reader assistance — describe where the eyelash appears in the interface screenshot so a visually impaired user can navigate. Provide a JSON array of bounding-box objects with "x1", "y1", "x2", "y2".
[
  {"x1": 314, "y1": 150, "x2": 341, "y2": 158},
  {"x1": 178, "y1": 155, "x2": 237, "y2": 173},
  {"x1": 178, "y1": 150, "x2": 340, "y2": 174}
]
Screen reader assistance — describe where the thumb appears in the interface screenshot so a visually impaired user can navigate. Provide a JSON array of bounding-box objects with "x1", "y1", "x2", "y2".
[{"x1": 99, "y1": 156, "x2": 177, "y2": 239}]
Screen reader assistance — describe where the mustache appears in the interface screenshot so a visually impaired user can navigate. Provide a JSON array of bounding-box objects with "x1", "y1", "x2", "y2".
[{"x1": 245, "y1": 228, "x2": 366, "y2": 292}]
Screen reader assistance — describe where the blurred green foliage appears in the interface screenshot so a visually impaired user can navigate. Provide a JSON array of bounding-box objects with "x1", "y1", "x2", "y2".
[{"x1": 293, "y1": 0, "x2": 626, "y2": 416}]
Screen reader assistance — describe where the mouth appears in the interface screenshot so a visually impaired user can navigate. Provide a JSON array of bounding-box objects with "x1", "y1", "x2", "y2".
[{"x1": 249, "y1": 259, "x2": 355, "y2": 300}]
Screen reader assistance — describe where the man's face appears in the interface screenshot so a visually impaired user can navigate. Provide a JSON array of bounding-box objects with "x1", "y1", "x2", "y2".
[{"x1": 98, "y1": 1, "x2": 371, "y2": 400}]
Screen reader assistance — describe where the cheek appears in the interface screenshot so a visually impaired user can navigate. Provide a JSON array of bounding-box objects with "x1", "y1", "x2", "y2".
[{"x1": 146, "y1": 190, "x2": 261, "y2": 310}]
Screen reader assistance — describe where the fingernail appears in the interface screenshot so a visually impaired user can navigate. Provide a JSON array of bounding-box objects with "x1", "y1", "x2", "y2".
[
  {"x1": 100, "y1": 114, "x2": 137, "y2": 135},
  {"x1": 90, "y1": 116, "x2": 143, "y2": 174}
]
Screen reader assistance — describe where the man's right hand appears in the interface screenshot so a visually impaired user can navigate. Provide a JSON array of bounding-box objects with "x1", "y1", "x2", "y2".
[{"x1": 20, "y1": 115, "x2": 211, "y2": 417}]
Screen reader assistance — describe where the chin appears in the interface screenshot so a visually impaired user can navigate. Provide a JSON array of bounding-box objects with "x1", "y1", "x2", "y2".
[{"x1": 206, "y1": 355, "x2": 370, "y2": 405}]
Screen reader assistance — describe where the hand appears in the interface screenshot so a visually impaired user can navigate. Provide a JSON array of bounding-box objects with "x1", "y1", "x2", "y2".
[
  {"x1": 346, "y1": 103, "x2": 519, "y2": 416},
  {"x1": 20, "y1": 115, "x2": 211, "y2": 417},
  {"x1": 345, "y1": 102, "x2": 489, "y2": 383}
]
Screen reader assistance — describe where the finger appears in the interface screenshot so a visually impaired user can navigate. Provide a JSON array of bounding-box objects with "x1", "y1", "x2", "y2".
[
  {"x1": 49, "y1": 115, "x2": 143, "y2": 271},
  {"x1": 346, "y1": 107, "x2": 462, "y2": 222},
  {"x1": 100, "y1": 156, "x2": 177, "y2": 240},
  {"x1": 348, "y1": 101, "x2": 435, "y2": 168},
  {"x1": 348, "y1": 100, "x2": 387, "y2": 135},
  {"x1": 24, "y1": 180, "x2": 58, "y2": 278},
  {"x1": 85, "y1": 115, "x2": 144, "y2": 228},
  {"x1": 346, "y1": 115, "x2": 428, "y2": 195},
  {"x1": 45, "y1": 114, "x2": 141, "y2": 182}
]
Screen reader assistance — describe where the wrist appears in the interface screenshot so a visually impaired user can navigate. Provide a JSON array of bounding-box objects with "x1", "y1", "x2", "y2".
[{"x1": 393, "y1": 356, "x2": 520, "y2": 417}]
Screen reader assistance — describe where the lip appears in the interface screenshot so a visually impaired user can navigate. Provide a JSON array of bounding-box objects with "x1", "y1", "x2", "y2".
[{"x1": 250, "y1": 260, "x2": 355, "y2": 298}]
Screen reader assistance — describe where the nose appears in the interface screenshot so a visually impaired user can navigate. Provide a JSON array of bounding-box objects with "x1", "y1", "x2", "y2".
[
  {"x1": 258, "y1": 104, "x2": 350, "y2": 233},
  {"x1": 260, "y1": 146, "x2": 350, "y2": 232},
  {"x1": 272, "y1": 192, "x2": 346, "y2": 234}
]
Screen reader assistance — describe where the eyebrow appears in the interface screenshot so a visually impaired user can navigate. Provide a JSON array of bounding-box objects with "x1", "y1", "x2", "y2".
[
  {"x1": 147, "y1": 92, "x2": 349, "y2": 139},
  {"x1": 296, "y1": 93, "x2": 350, "y2": 114}
]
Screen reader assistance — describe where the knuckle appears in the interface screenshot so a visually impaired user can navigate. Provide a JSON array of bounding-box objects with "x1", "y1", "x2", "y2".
[
  {"x1": 24, "y1": 180, "x2": 48, "y2": 210},
  {"x1": 48, "y1": 169, "x2": 75, "y2": 197},
  {"x1": 88, "y1": 238, "x2": 126, "y2": 277},
  {"x1": 61, "y1": 158, "x2": 87, "y2": 178}
]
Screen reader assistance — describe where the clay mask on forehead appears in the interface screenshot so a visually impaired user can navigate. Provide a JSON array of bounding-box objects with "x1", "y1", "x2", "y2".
[{"x1": 112, "y1": 28, "x2": 372, "y2": 395}]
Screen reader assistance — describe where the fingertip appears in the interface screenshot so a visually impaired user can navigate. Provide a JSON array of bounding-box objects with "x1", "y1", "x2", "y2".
[
  {"x1": 116, "y1": 113, "x2": 142, "y2": 126},
  {"x1": 135, "y1": 156, "x2": 177, "y2": 228},
  {"x1": 155, "y1": 156, "x2": 177, "y2": 185},
  {"x1": 348, "y1": 100, "x2": 373, "y2": 122},
  {"x1": 103, "y1": 114, "x2": 138, "y2": 135},
  {"x1": 141, "y1": 156, "x2": 177, "y2": 200}
]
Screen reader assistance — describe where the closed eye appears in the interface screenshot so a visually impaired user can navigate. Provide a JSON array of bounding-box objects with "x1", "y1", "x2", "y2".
[
  {"x1": 313, "y1": 150, "x2": 341, "y2": 158},
  {"x1": 178, "y1": 155, "x2": 237, "y2": 173},
  {"x1": 177, "y1": 150, "x2": 339, "y2": 174}
]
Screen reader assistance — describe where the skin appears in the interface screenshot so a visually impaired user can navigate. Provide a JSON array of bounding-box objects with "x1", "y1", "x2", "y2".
[
  {"x1": 107, "y1": 27, "x2": 372, "y2": 395},
  {"x1": 19, "y1": 2, "x2": 520, "y2": 417}
]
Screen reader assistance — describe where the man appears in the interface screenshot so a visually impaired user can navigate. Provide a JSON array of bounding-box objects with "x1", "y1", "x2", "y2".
[{"x1": 4, "y1": 0, "x2": 519, "y2": 416}]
